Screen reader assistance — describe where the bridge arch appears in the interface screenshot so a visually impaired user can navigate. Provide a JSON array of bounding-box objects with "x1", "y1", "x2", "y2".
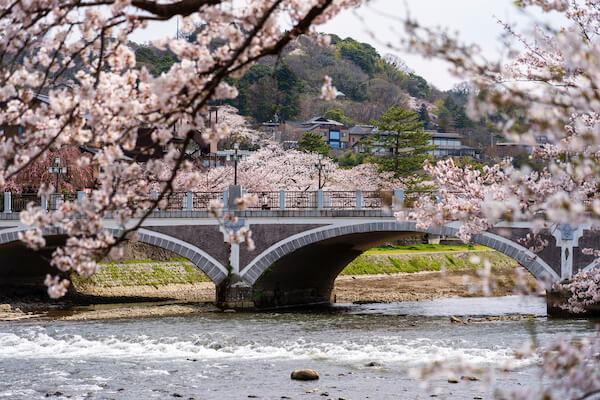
[
  {"x1": 240, "y1": 221, "x2": 558, "y2": 307},
  {"x1": 0, "y1": 226, "x2": 228, "y2": 285}
]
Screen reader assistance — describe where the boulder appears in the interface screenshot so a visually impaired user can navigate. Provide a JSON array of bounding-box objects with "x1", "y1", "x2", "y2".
[{"x1": 291, "y1": 369, "x2": 319, "y2": 381}]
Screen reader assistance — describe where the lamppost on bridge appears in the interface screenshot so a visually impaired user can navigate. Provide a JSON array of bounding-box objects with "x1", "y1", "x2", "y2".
[
  {"x1": 313, "y1": 153, "x2": 329, "y2": 189},
  {"x1": 48, "y1": 157, "x2": 67, "y2": 193},
  {"x1": 219, "y1": 143, "x2": 250, "y2": 186}
]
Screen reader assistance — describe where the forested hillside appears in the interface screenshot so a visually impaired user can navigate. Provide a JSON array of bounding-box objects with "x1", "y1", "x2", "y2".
[{"x1": 129, "y1": 34, "x2": 493, "y2": 148}]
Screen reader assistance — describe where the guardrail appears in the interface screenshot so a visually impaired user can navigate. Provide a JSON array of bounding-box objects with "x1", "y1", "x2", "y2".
[{"x1": 1, "y1": 188, "x2": 441, "y2": 213}]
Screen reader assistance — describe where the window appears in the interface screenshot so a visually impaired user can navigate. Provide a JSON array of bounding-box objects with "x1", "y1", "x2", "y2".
[
  {"x1": 342, "y1": 132, "x2": 346, "y2": 137},
  {"x1": 330, "y1": 141, "x2": 340, "y2": 149},
  {"x1": 322, "y1": 131, "x2": 327, "y2": 136},
  {"x1": 352, "y1": 137, "x2": 355, "y2": 142},
  {"x1": 329, "y1": 130, "x2": 340, "y2": 140}
]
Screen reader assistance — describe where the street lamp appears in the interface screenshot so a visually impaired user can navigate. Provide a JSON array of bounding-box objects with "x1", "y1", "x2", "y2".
[
  {"x1": 225, "y1": 143, "x2": 244, "y2": 185},
  {"x1": 48, "y1": 157, "x2": 67, "y2": 193},
  {"x1": 313, "y1": 153, "x2": 329, "y2": 189}
]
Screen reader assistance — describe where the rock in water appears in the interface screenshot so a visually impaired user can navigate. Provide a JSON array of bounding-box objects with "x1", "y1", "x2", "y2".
[{"x1": 291, "y1": 369, "x2": 319, "y2": 381}]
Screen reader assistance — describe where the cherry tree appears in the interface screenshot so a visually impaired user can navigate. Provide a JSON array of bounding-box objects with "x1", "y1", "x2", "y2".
[
  {"x1": 2, "y1": 147, "x2": 94, "y2": 193},
  {"x1": 387, "y1": 1, "x2": 600, "y2": 398},
  {"x1": 0, "y1": 0, "x2": 359, "y2": 296},
  {"x1": 157, "y1": 145, "x2": 405, "y2": 192}
]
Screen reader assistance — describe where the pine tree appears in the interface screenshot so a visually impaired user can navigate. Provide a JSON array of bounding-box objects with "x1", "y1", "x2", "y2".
[
  {"x1": 418, "y1": 104, "x2": 430, "y2": 129},
  {"x1": 369, "y1": 105, "x2": 434, "y2": 177},
  {"x1": 298, "y1": 132, "x2": 330, "y2": 157}
]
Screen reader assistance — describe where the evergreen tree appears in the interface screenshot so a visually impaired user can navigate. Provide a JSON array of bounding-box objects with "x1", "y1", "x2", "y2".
[
  {"x1": 370, "y1": 105, "x2": 434, "y2": 177},
  {"x1": 418, "y1": 104, "x2": 430, "y2": 129},
  {"x1": 298, "y1": 132, "x2": 330, "y2": 157}
]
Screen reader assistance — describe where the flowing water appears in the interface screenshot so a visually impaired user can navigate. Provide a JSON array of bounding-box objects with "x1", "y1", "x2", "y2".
[{"x1": 0, "y1": 296, "x2": 598, "y2": 400}]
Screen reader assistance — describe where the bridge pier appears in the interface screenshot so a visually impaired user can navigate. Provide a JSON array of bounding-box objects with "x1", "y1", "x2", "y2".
[{"x1": 215, "y1": 275, "x2": 255, "y2": 310}]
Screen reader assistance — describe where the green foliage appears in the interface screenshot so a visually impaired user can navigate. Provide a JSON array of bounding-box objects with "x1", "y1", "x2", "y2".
[
  {"x1": 369, "y1": 105, "x2": 435, "y2": 177},
  {"x1": 418, "y1": 104, "x2": 431, "y2": 129},
  {"x1": 341, "y1": 250, "x2": 518, "y2": 275},
  {"x1": 72, "y1": 261, "x2": 211, "y2": 288},
  {"x1": 243, "y1": 64, "x2": 272, "y2": 84},
  {"x1": 406, "y1": 73, "x2": 431, "y2": 98},
  {"x1": 298, "y1": 132, "x2": 330, "y2": 156},
  {"x1": 226, "y1": 62, "x2": 302, "y2": 122},
  {"x1": 335, "y1": 37, "x2": 382, "y2": 74},
  {"x1": 323, "y1": 108, "x2": 357, "y2": 126},
  {"x1": 134, "y1": 46, "x2": 176, "y2": 77},
  {"x1": 365, "y1": 243, "x2": 482, "y2": 254},
  {"x1": 435, "y1": 96, "x2": 475, "y2": 133},
  {"x1": 336, "y1": 150, "x2": 366, "y2": 168}
]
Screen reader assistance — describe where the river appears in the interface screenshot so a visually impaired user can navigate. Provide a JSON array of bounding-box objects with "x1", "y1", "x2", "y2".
[{"x1": 0, "y1": 295, "x2": 598, "y2": 400}]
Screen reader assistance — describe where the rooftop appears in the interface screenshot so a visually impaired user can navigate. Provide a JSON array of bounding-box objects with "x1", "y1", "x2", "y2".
[
  {"x1": 349, "y1": 125, "x2": 378, "y2": 135},
  {"x1": 302, "y1": 116, "x2": 344, "y2": 127},
  {"x1": 426, "y1": 131, "x2": 463, "y2": 139}
]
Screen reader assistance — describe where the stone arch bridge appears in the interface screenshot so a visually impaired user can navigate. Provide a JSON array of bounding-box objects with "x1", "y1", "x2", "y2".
[{"x1": 0, "y1": 191, "x2": 596, "y2": 315}]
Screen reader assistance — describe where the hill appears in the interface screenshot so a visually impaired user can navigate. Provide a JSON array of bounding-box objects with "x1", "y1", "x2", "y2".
[{"x1": 129, "y1": 34, "x2": 493, "y2": 149}]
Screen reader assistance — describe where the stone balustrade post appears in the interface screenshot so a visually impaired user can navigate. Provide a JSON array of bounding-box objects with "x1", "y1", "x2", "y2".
[
  {"x1": 3, "y1": 192, "x2": 11, "y2": 213},
  {"x1": 41, "y1": 195, "x2": 48, "y2": 212},
  {"x1": 77, "y1": 191, "x2": 86, "y2": 205},
  {"x1": 279, "y1": 190, "x2": 285, "y2": 210},
  {"x1": 222, "y1": 189, "x2": 229, "y2": 211},
  {"x1": 186, "y1": 191, "x2": 193, "y2": 211},
  {"x1": 151, "y1": 190, "x2": 159, "y2": 211},
  {"x1": 393, "y1": 189, "x2": 404, "y2": 211},
  {"x1": 436, "y1": 189, "x2": 442, "y2": 204},
  {"x1": 356, "y1": 190, "x2": 362, "y2": 210},
  {"x1": 317, "y1": 190, "x2": 323, "y2": 210}
]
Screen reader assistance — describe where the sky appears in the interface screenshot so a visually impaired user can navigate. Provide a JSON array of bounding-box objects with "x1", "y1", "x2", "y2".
[{"x1": 129, "y1": 0, "x2": 564, "y2": 90}]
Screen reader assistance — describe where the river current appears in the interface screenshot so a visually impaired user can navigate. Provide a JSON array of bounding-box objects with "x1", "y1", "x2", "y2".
[{"x1": 0, "y1": 296, "x2": 598, "y2": 400}]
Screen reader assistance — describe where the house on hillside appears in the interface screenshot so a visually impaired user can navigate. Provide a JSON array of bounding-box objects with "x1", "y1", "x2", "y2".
[
  {"x1": 426, "y1": 131, "x2": 477, "y2": 158},
  {"x1": 261, "y1": 116, "x2": 351, "y2": 149},
  {"x1": 290, "y1": 116, "x2": 350, "y2": 150},
  {"x1": 348, "y1": 125, "x2": 378, "y2": 153},
  {"x1": 346, "y1": 127, "x2": 478, "y2": 159},
  {"x1": 494, "y1": 136, "x2": 548, "y2": 159}
]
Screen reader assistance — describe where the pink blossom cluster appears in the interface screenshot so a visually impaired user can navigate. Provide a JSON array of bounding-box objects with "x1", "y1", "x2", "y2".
[
  {"x1": 555, "y1": 267, "x2": 600, "y2": 313},
  {"x1": 188, "y1": 146, "x2": 406, "y2": 193},
  {"x1": 396, "y1": 1, "x2": 600, "y2": 397},
  {"x1": 0, "y1": 0, "x2": 362, "y2": 296}
]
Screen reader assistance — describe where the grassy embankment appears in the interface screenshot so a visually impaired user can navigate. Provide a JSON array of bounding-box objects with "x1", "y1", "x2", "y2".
[
  {"x1": 72, "y1": 245, "x2": 517, "y2": 288},
  {"x1": 71, "y1": 259, "x2": 211, "y2": 289}
]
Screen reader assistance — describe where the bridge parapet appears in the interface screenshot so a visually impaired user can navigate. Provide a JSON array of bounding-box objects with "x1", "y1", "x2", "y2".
[{"x1": 1, "y1": 188, "x2": 433, "y2": 213}]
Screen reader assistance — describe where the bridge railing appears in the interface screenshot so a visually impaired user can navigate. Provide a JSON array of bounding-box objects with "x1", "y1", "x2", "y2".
[
  {"x1": 249, "y1": 192, "x2": 281, "y2": 210},
  {"x1": 0, "y1": 188, "x2": 445, "y2": 213},
  {"x1": 192, "y1": 192, "x2": 224, "y2": 209},
  {"x1": 283, "y1": 191, "x2": 316, "y2": 209}
]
